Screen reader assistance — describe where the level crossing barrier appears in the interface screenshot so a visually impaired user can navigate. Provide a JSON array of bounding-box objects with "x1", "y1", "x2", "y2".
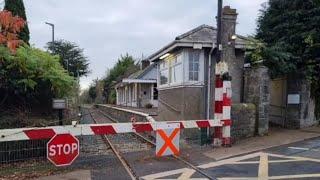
[{"x1": 0, "y1": 119, "x2": 228, "y2": 142}]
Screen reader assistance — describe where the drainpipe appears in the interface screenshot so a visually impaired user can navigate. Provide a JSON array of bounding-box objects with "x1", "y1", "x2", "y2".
[{"x1": 206, "y1": 45, "x2": 215, "y2": 139}]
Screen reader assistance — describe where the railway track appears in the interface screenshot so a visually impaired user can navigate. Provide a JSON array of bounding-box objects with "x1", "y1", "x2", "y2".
[{"x1": 87, "y1": 108, "x2": 216, "y2": 180}]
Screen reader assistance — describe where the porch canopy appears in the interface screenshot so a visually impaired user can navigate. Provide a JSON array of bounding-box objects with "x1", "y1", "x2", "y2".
[{"x1": 122, "y1": 79, "x2": 156, "y2": 84}]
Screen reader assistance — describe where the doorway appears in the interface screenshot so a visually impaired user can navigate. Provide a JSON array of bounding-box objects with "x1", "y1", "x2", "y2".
[{"x1": 269, "y1": 78, "x2": 287, "y2": 127}]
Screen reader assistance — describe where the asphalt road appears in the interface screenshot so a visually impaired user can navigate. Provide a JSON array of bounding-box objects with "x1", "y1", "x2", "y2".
[
  {"x1": 142, "y1": 137, "x2": 320, "y2": 180},
  {"x1": 37, "y1": 109, "x2": 320, "y2": 180}
]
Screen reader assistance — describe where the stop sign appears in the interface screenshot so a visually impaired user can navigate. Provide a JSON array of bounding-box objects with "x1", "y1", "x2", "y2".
[{"x1": 47, "y1": 133, "x2": 79, "y2": 166}]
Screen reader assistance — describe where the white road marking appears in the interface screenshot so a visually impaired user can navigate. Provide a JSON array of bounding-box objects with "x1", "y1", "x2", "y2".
[
  {"x1": 288, "y1": 146, "x2": 320, "y2": 152},
  {"x1": 258, "y1": 153, "x2": 268, "y2": 180},
  {"x1": 142, "y1": 152, "x2": 320, "y2": 180}
]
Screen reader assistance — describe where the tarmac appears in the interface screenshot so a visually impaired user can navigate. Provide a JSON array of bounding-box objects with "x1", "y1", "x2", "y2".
[{"x1": 37, "y1": 126, "x2": 320, "y2": 180}]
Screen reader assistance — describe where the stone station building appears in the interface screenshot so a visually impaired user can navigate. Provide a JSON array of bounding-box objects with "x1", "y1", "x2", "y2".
[{"x1": 114, "y1": 6, "x2": 319, "y2": 142}]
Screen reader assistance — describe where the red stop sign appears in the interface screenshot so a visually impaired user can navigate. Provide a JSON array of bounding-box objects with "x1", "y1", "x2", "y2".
[{"x1": 47, "y1": 133, "x2": 79, "y2": 166}]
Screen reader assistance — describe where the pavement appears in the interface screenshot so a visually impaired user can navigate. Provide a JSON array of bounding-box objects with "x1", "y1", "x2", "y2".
[{"x1": 36, "y1": 125, "x2": 320, "y2": 180}]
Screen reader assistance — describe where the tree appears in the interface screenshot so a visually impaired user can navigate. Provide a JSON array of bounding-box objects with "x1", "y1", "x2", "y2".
[
  {"x1": 4, "y1": 0, "x2": 30, "y2": 44},
  {"x1": 0, "y1": 45, "x2": 75, "y2": 111},
  {"x1": 254, "y1": 0, "x2": 320, "y2": 118},
  {"x1": 103, "y1": 54, "x2": 139, "y2": 103},
  {"x1": 0, "y1": 10, "x2": 25, "y2": 52},
  {"x1": 88, "y1": 86, "x2": 97, "y2": 102},
  {"x1": 46, "y1": 40, "x2": 90, "y2": 78}
]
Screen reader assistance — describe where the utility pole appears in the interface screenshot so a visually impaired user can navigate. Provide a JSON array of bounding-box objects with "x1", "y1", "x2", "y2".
[
  {"x1": 217, "y1": 0, "x2": 223, "y2": 63},
  {"x1": 45, "y1": 22, "x2": 55, "y2": 43}
]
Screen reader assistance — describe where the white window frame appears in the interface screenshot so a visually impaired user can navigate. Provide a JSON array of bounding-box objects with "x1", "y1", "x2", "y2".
[
  {"x1": 170, "y1": 53, "x2": 183, "y2": 85},
  {"x1": 188, "y1": 50, "x2": 200, "y2": 82},
  {"x1": 159, "y1": 60, "x2": 169, "y2": 86}
]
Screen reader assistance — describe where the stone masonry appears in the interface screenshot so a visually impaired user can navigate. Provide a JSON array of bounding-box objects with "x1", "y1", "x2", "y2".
[{"x1": 244, "y1": 66, "x2": 270, "y2": 135}]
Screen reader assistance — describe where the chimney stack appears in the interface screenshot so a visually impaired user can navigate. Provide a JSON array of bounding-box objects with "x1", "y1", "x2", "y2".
[
  {"x1": 221, "y1": 6, "x2": 238, "y2": 62},
  {"x1": 141, "y1": 60, "x2": 150, "y2": 70}
]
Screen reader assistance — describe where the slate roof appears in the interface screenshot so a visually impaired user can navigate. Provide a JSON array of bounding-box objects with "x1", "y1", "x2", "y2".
[
  {"x1": 148, "y1": 24, "x2": 250, "y2": 61},
  {"x1": 127, "y1": 63, "x2": 156, "y2": 80}
]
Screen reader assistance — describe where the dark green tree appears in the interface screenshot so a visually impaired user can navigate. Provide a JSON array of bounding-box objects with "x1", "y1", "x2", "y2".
[
  {"x1": 103, "y1": 54, "x2": 139, "y2": 103},
  {"x1": 47, "y1": 40, "x2": 90, "y2": 78},
  {"x1": 4, "y1": 0, "x2": 30, "y2": 44},
  {"x1": 88, "y1": 86, "x2": 97, "y2": 102},
  {"x1": 254, "y1": 0, "x2": 320, "y2": 118}
]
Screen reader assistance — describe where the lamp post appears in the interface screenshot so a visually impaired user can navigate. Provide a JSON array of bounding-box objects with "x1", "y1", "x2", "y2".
[{"x1": 45, "y1": 22, "x2": 55, "y2": 43}]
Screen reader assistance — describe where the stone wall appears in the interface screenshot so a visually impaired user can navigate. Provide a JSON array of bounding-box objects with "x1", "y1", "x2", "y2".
[
  {"x1": 286, "y1": 74, "x2": 318, "y2": 128},
  {"x1": 244, "y1": 66, "x2": 270, "y2": 135},
  {"x1": 231, "y1": 103, "x2": 256, "y2": 141}
]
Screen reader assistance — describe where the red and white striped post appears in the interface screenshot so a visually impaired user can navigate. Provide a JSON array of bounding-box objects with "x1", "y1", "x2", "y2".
[
  {"x1": 222, "y1": 79, "x2": 232, "y2": 146},
  {"x1": 214, "y1": 62, "x2": 232, "y2": 147},
  {"x1": 214, "y1": 74, "x2": 223, "y2": 146}
]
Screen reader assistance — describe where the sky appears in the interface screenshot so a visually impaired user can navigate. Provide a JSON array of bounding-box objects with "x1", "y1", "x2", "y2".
[{"x1": 22, "y1": 0, "x2": 267, "y2": 90}]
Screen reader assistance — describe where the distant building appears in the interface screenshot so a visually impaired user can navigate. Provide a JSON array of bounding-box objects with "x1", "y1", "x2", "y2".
[{"x1": 115, "y1": 61, "x2": 158, "y2": 108}]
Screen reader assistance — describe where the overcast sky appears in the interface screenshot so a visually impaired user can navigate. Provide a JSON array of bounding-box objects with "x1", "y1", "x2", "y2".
[{"x1": 23, "y1": 0, "x2": 266, "y2": 90}]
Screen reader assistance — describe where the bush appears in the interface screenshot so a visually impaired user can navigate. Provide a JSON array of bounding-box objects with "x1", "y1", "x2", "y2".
[{"x1": 0, "y1": 45, "x2": 75, "y2": 113}]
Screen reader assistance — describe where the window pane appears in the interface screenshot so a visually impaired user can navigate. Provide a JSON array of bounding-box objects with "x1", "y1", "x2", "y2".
[
  {"x1": 189, "y1": 72, "x2": 194, "y2": 81},
  {"x1": 194, "y1": 72, "x2": 199, "y2": 81},
  {"x1": 194, "y1": 62, "x2": 199, "y2": 71},
  {"x1": 189, "y1": 50, "x2": 200, "y2": 81},
  {"x1": 160, "y1": 69, "x2": 169, "y2": 85},
  {"x1": 173, "y1": 64, "x2": 183, "y2": 83}
]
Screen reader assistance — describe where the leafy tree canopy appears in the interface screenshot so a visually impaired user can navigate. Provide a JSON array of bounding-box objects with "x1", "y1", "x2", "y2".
[
  {"x1": 103, "y1": 54, "x2": 139, "y2": 103},
  {"x1": 0, "y1": 10, "x2": 25, "y2": 53},
  {"x1": 4, "y1": 0, "x2": 30, "y2": 44},
  {"x1": 250, "y1": 0, "x2": 320, "y2": 118},
  {"x1": 255, "y1": 0, "x2": 320, "y2": 76},
  {"x1": 0, "y1": 45, "x2": 75, "y2": 111},
  {"x1": 46, "y1": 40, "x2": 90, "y2": 78}
]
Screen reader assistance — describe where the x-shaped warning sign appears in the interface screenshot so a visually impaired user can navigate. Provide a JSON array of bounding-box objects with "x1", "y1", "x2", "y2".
[{"x1": 156, "y1": 127, "x2": 180, "y2": 157}]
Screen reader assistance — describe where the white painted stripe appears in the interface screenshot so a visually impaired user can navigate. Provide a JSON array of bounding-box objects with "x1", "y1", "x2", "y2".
[
  {"x1": 288, "y1": 147, "x2": 310, "y2": 151},
  {"x1": 288, "y1": 147, "x2": 320, "y2": 152},
  {"x1": 222, "y1": 126, "x2": 231, "y2": 137},
  {"x1": 223, "y1": 81, "x2": 231, "y2": 93},
  {"x1": 208, "y1": 119, "x2": 223, "y2": 127},
  {"x1": 223, "y1": 106, "x2": 231, "y2": 120},
  {"x1": 215, "y1": 113, "x2": 223, "y2": 120},
  {"x1": 181, "y1": 121, "x2": 198, "y2": 129},
  {"x1": 215, "y1": 87, "x2": 223, "y2": 101},
  {"x1": 113, "y1": 124, "x2": 133, "y2": 133}
]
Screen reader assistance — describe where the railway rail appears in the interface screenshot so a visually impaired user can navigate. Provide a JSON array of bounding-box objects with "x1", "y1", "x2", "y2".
[{"x1": 87, "y1": 108, "x2": 217, "y2": 180}]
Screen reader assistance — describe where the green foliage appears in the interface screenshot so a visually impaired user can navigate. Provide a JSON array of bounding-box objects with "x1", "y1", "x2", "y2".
[
  {"x1": 4, "y1": 0, "x2": 30, "y2": 44},
  {"x1": 46, "y1": 40, "x2": 90, "y2": 78},
  {"x1": 0, "y1": 45, "x2": 75, "y2": 111},
  {"x1": 88, "y1": 86, "x2": 97, "y2": 101},
  {"x1": 103, "y1": 54, "x2": 139, "y2": 103},
  {"x1": 252, "y1": 0, "x2": 320, "y2": 118}
]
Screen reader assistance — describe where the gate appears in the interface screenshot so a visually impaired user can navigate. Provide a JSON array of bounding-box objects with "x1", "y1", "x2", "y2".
[{"x1": 269, "y1": 78, "x2": 287, "y2": 127}]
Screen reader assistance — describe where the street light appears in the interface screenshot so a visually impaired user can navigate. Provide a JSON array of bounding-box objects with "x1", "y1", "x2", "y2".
[{"x1": 45, "y1": 22, "x2": 55, "y2": 43}]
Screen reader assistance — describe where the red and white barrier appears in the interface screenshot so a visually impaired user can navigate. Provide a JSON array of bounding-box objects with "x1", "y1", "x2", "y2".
[{"x1": 0, "y1": 119, "x2": 226, "y2": 142}]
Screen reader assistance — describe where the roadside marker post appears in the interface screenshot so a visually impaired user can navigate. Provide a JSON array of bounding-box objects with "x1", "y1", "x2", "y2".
[{"x1": 156, "y1": 123, "x2": 180, "y2": 157}]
